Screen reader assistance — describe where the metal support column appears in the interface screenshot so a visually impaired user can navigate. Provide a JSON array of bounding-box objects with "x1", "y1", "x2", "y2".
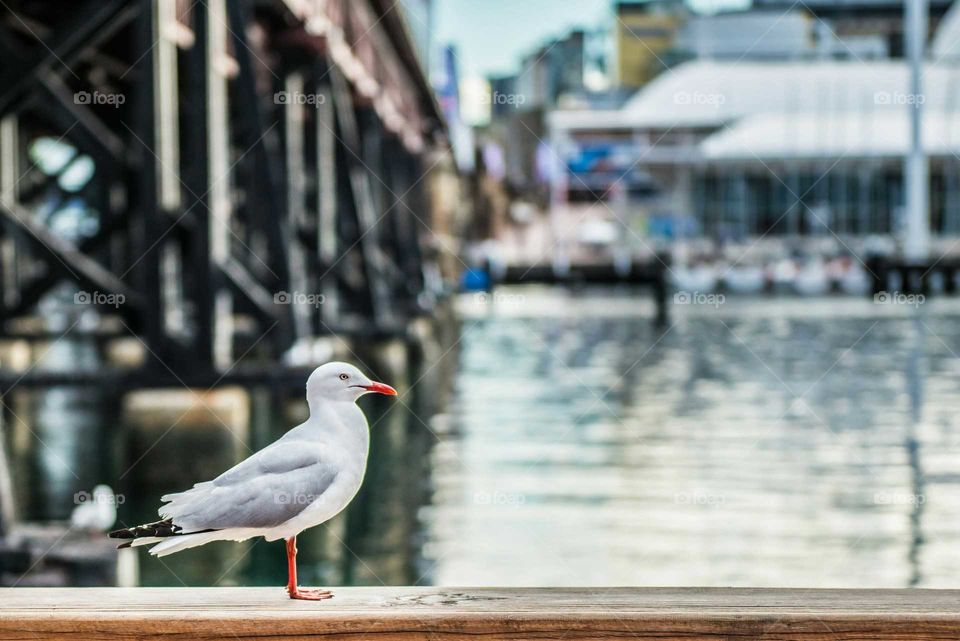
[{"x1": 904, "y1": 0, "x2": 930, "y2": 262}]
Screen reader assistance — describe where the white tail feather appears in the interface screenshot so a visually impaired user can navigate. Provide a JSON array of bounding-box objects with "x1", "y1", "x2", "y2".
[
  {"x1": 148, "y1": 528, "x2": 257, "y2": 557},
  {"x1": 149, "y1": 531, "x2": 225, "y2": 557},
  {"x1": 130, "y1": 537, "x2": 163, "y2": 547}
]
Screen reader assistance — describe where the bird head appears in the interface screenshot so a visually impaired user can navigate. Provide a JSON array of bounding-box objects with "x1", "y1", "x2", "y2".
[{"x1": 306, "y1": 361, "x2": 397, "y2": 404}]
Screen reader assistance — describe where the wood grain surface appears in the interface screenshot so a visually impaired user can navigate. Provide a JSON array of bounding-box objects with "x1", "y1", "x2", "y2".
[{"x1": 1, "y1": 587, "x2": 959, "y2": 640}]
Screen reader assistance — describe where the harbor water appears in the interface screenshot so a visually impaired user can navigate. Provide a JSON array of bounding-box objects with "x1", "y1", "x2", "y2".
[
  {"x1": 110, "y1": 287, "x2": 960, "y2": 588},
  {"x1": 421, "y1": 288, "x2": 960, "y2": 588}
]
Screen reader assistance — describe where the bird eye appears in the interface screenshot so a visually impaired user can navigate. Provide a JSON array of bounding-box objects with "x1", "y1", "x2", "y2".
[{"x1": 339, "y1": 373, "x2": 349, "y2": 380}]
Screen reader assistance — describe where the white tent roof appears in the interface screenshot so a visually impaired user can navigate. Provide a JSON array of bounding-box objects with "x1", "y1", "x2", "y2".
[
  {"x1": 549, "y1": 59, "x2": 960, "y2": 131},
  {"x1": 701, "y1": 112, "x2": 960, "y2": 160}
]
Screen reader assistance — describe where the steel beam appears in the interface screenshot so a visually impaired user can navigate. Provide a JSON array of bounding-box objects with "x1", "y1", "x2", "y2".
[
  {"x1": 0, "y1": 0, "x2": 131, "y2": 116},
  {"x1": 329, "y1": 65, "x2": 395, "y2": 330},
  {"x1": 0, "y1": 200, "x2": 140, "y2": 306}
]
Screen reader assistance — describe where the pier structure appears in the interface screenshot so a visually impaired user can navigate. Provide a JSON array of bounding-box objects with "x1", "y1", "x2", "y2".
[
  {"x1": 0, "y1": 0, "x2": 455, "y2": 390},
  {"x1": 0, "y1": 0, "x2": 458, "y2": 585}
]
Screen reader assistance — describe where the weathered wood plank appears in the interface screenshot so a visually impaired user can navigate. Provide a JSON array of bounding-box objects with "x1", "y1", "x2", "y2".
[{"x1": 0, "y1": 587, "x2": 959, "y2": 640}]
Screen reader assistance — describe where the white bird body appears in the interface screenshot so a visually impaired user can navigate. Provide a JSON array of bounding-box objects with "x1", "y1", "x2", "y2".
[
  {"x1": 71, "y1": 484, "x2": 118, "y2": 531},
  {"x1": 111, "y1": 362, "x2": 397, "y2": 599},
  {"x1": 264, "y1": 404, "x2": 370, "y2": 541}
]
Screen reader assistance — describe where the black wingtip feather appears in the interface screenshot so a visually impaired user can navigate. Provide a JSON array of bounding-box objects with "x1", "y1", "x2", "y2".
[
  {"x1": 107, "y1": 518, "x2": 219, "y2": 542},
  {"x1": 108, "y1": 518, "x2": 181, "y2": 540}
]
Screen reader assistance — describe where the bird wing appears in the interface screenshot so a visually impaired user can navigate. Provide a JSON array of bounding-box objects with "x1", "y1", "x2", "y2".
[{"x1": 159, "y1": 438, "x2": 340, "y2": 531}]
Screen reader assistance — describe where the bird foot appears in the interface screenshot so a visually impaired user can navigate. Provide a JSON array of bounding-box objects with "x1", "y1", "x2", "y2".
[{"x1": 287, "y1": 587, "x2": 334, "y2": 601}]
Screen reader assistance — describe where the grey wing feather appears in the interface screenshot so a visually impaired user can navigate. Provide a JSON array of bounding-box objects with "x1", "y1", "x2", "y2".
[{"x1": 159, "y1": 440, "x2": 338, "y2": 530}]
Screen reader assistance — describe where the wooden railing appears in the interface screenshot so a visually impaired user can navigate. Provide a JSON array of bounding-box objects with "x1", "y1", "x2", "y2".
[{"x1": 1, "y1": 587, "x2": 959, "y2": 640}]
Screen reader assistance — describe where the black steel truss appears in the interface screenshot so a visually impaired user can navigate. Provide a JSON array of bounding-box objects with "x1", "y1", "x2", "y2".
[{"x1": 0, "y1": 0, "x2": 442, "y2": 386}]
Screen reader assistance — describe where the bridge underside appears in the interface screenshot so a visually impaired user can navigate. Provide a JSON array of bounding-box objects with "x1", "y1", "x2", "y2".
[{"x1": 0, "y1": 0, "x2": 449, "y2": 389}]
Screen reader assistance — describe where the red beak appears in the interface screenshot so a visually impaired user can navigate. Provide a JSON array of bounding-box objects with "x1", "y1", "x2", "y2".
[{"x1": 361, "y1": 381, "x2": 397, "y2": 396}]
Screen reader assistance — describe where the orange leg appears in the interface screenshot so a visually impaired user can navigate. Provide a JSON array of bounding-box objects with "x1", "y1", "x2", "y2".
[{"x1": 285, "y1": 536, "x2": 333, "y2": 600}]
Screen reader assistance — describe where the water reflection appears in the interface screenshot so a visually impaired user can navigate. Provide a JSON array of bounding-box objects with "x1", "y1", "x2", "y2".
[
  {"x1": 13, "y1": 288, "x2": 960, "y2": 588},
  {"x1": 13, "y1": 335, "x2": 108, "y2": 522},
  {"x1": 421, "y1": 289, "x2": 960, "y2": 588}
]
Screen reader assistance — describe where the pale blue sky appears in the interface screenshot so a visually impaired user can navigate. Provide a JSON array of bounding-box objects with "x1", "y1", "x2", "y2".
[
  {"x1": 434, "y1": 0, "x2": 611, "y2": 78},
  {"x1": 433, "y1": 0, "x2": 749, "y2": 79}
]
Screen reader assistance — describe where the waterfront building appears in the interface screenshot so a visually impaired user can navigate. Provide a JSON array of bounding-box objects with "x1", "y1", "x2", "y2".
[
  {"x1": 548, "y1": 59, "x2": 960, "y2": 240},
  {"x1": 753, "y1": 0, "x2": 953, "y2": 58}
]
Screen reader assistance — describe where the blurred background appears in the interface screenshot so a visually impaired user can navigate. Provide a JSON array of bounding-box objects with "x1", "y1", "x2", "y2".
[{"x1": 1, "y1": 0, "x2": 959, "y2": 591}]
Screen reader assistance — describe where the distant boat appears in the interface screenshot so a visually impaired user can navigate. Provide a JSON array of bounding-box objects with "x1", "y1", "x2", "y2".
[
  {"x1": 720, "y1": 264, "x2": 766, "y2": 294},
  {"x1": 768, "y1": 259, "x2": 798, "y2": 293},
  {"x1": 670, "y1": 264, "x2": 718, "y2": 293},
  {"x1": 836, "y1": 260, "x2": 871, "y2": 295},
  {"x1": 578, "y1": 219, "x2": 618, "y2": 247},
  {"x1": 793, "y1": 259, "x2": 830, "y2": 296}
]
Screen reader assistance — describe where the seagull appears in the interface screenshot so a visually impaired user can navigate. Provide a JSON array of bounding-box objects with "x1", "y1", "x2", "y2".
[
  {"x1": 108, "y1": 362, "x2": 397, "y2": 600},
  {"x1": 71, "y1": 484, "x2": 118, "y2": 532}
]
